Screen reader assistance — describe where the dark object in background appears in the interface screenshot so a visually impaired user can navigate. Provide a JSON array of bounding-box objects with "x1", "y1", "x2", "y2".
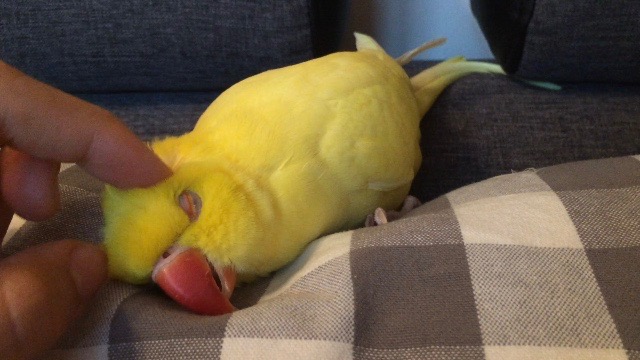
[{"x1": 472, "y1": 0, "x2": 640, "y2": 83}]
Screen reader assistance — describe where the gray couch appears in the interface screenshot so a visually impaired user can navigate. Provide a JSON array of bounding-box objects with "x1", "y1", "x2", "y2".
[
  {"x1": 2, "y1": 1, "x2": 639, "y2": 359},
  {"x1": 410, "y1": 0, "x2": 640, "y2": 200}
]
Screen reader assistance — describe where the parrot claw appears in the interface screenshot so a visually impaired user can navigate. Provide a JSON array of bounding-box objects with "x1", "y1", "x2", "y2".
[
  {"x1": 365, "y1": 195, "x2": 422, "y2": 226},
  {"x1": 365, "y1": 208, "x2": 389, "y2": 226}
]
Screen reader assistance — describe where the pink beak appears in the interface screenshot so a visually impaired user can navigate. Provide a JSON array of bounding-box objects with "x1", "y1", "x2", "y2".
[{"x1": 151, "y1": 246, "x2": 236, "y2": 316}]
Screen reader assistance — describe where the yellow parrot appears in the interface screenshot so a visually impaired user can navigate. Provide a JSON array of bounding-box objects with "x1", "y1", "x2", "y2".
[{"x1": 102, "y1": 33, "x2": 504, "y2": 315}]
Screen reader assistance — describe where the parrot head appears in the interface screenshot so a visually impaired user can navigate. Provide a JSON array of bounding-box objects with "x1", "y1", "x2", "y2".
[{"x1": 102, "y1": 162, "x2": 273, "y2": 315}]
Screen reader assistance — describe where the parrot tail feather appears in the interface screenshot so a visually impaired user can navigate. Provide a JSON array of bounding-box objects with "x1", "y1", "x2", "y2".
[
  {"x1": 354, "y1": 32, "x2": 447, "y2": 66},
  {"x1": 354, "y1": 32, "x2": 385, "y2": 52},
  {"x1": 411, "y1": 60, "x2": 505, "y2": 116},
  {"x1": 395, "y1": 38, "x2": 447, "y2": 65},
  {"x1": 352, "y1": 33, "x2": 554, "y2": 117}
]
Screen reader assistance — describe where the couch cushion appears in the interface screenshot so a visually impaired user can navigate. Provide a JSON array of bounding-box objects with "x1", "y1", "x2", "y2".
[
  {"x1": 0, "y1": 1, "x2": 319, "y2": 92},
  {"x1": 472, "y1": 0, "x2": 640, "y2": 83},
  {"x1": 4, "y1": 156, "x2": 640, "y2": 359},
  {"x1": 80, "y1": 65, "x2": 640, "y2": 202},
  {"x1": 405, "y1": 62, "x2": 640, "y2": 200}
]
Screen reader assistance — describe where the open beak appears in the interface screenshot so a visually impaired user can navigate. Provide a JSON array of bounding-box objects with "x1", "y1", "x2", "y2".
[{"x1": 151, "y1": 246, "x2": 236, "y2": 315}]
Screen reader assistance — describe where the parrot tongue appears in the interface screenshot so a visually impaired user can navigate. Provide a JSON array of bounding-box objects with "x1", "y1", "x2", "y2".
[{"x1": 151, "y1": 246, "x2": 236, "y2": 315}]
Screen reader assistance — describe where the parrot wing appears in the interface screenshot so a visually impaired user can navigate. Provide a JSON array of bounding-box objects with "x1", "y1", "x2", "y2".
[
  {"x1": 318, "y1": 85, "x2": 420, "y2": 193},
  {"x1": 316, "y1": 52, "x2": 422, "y2": 213},
  {"x1": 191, "y1": 44, "x2": 421, "y2": 198}
]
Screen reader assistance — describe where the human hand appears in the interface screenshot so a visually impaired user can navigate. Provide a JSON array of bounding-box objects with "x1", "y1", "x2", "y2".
[{"x1": 0, "y1": 61, "x2": 172, "y2": 359}]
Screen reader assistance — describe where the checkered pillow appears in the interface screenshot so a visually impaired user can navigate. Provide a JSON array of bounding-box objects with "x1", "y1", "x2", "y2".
[{"x1": 3, "y1": 155, "x2": 639, "y2": 359}]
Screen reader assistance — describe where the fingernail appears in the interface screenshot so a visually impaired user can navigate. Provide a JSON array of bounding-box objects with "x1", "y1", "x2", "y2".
[{"x1": 70, "y1": 244, "x2": 108, "y2": 300}]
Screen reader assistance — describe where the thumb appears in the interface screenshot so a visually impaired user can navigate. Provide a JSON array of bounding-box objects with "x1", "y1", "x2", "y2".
[{"x1": 0, "y1": 241, "x2": 107, "y2": 359}]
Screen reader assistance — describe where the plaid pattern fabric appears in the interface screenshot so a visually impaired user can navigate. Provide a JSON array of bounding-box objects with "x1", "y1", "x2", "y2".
[{"x1": 3, "y1": 155, "x2": 639, "y2": 359}]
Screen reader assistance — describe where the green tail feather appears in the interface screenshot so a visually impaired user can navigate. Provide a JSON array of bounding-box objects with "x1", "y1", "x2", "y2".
[
  {"x1": 412, "y1": 60, "x2": 505, "y2": 115},
  {"x1": 514, "y1": 77, "x2": 562, "y2": 91}
]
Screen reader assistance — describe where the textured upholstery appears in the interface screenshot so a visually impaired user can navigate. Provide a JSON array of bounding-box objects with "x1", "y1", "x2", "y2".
[
  {"x1": 407, "y1": 65, "x2": 640, "y2": 200},
  {"x1": 0, "y1": 0, "x2": 348, "y2": 93},
  {"x1": 9, "y1": 156, "x2": 640, "y2": 359}
]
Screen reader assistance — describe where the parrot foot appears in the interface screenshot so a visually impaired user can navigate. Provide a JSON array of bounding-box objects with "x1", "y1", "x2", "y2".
[{"x1": 365, "y1": 195, "x2": 422, "y2": 227}]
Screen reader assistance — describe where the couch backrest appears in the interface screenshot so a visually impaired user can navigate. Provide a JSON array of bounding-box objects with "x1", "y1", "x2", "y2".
[{"x1": 0, "y1": 0, "x2": 347, "y2": 93}]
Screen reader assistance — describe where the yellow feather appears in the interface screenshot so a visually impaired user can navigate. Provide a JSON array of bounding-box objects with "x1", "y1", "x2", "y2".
[{"x1": 102, "y1": 33, "x2": 505, "y2": 284}]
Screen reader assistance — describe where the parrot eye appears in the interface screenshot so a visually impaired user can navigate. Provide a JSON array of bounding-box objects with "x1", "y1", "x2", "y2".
[{"x1": 178, "y1": 190, "x2": 202, "y2": 222}]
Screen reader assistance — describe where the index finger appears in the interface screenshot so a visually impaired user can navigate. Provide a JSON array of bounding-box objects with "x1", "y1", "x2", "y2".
[{"x1": 0, "y1": 61, "x2": 171, "y2": 188}]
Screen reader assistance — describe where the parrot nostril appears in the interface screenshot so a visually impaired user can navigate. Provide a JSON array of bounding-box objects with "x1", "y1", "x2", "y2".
[{"x1": 159, "y1": 245, "x2": 181, "y2": 261}]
